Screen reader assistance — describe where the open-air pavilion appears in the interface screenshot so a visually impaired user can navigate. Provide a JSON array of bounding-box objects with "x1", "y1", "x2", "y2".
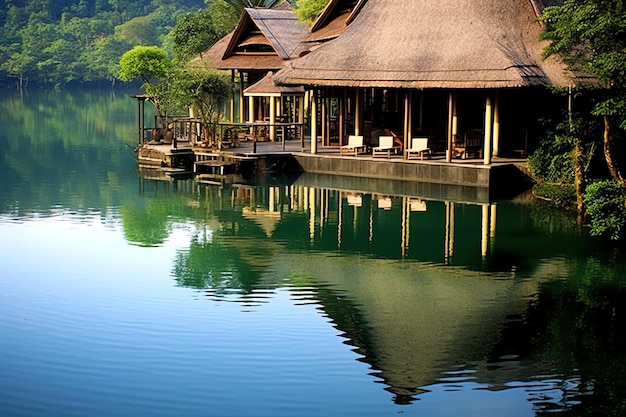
[{"x1": 273, "y1": 0, "x2": 581, "y2": 164}]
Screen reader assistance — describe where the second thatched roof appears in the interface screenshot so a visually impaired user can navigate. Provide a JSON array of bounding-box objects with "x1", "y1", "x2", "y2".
[{"x1": 275, "y1": 0, "x2": 576, "y2": 89}]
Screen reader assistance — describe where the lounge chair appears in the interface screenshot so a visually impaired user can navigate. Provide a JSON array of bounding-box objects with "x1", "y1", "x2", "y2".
[
  {"x1": 372, "y1": 135, "x2": 400, "y2": 158},
  {"x1": 340, "y1": 135, "x2": 367, "y2": 156},
  {"x1": 404, "y1": 137, "x2": 431, "y2": 160}
]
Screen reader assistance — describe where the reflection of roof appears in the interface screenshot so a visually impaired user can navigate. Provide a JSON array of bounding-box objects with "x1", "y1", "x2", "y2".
[
  {"x1": 242, "y1": 206, "x2": 281, "y2": 237},
  {"x1": 275, "y1": 0, "x2": 576, "y2": 89},
  {"x1": 273, "y1": 252, "x2": 552, "y2": 401},
  {"x1": 243, "y1": 72, "x2": 305, "y2": 97}
]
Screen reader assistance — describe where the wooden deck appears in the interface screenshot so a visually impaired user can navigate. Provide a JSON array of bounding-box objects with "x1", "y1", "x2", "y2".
[{"x1": 137, "y1": 137, "x2": 532, "y2": 200}]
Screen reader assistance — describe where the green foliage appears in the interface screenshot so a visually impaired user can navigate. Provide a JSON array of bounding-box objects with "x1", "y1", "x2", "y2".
[
  {"x1": 541, "y1": 0, "x2": 626, "y2": 182},
  {"x1": 168, "y1": 64, "x2": 233, "y2": 122},
  {"x1": 0, "y1": 0, "x2": 205, "y2": 87},
  {"x1": 169, "y1": 9, "x2": 224, "y2": 63},
  {"x1": 118, "y1": 45, "x2": 170, "y2": 83},
  {"x1": 528, "y1": 133, "x2": 576, "y2": 184},
  {"x1": 533, "y1": 182, "x2": 578, "y2": 210},
  {"x1": 294, "y1": 0, "x2": 328, "y2": 23},
  {"x1": 584, "y1": 180, "x2": 626, "y2": 240}
]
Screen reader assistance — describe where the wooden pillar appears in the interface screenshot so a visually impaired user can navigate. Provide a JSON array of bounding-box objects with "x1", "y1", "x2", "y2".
[
  {"x1": 310, "y1": 90, "x2": 318, "y2": 154},
  {"x1": 230, "y1": 70, "x2": 235, "y2": 123},
  {"x1": 269, "y1": 96, "x2": 276, "y2": 142},
  {"x1": 492, "y1": 91, "x2": 500, "y2": 157},
  {"x1": 355, "y1": 89, "x2": 362, "y2": 136},
  {"x1": 321, "y1": 94, "x2": 327, "y2": 146},
  {"x1": 339, "y1": 89, "x2": 345, "y2": 146},
  {"x1": 248, "y1": 96, "x2": 255, "y2": 123},
  {"x1": 452, "y1": 92, "x2": 458, "y2": 143},
  {"x1": 403, "y1": 91, "x2": 411, "y2": 151},
  {"x1": 446, "y1": 92, "x2": 453, "y2": 162},
  {"x1": 483, "y1": 94, "x2": 493, "y2": 165},
  {"x1": 239, "y1": 72, "x2": 245, "y2": 123},
  {"x1": 137, "y1": 96, "x2": 145, "y2": 144}
]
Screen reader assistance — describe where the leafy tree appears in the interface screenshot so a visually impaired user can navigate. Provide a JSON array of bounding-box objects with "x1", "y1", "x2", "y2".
[
  {"x1": 114, "y1": 15, "x2": 161, "y2": 46},
  {"x1": 294, "y1": 0, "x2": 327, "y2": 23},
  {"x1": 541, "y1": 0, "x2": 626, "y2": 187},
  {"x1": 169, "y1": 8, "x2": 224, "y2": 62},
  {"x1": 584, "y1": 180, "x2": 626, "y2": 240},
  {"x1": 118, "y1": 45, "x2": 171, "y2": 124},
  {"x1": 168, "y1": 63, "x2": 233, "y2": 143}
]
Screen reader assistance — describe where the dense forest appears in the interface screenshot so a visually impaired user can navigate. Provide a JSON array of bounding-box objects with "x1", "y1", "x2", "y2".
[
  {"x1": 0, "y1": 0, "x2": 215, "y2": 88},
  {"x1": 0, "y1": 0, "x2": 325, "y2": 89}
]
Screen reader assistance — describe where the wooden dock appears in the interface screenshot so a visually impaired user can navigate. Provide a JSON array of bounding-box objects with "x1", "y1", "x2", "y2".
[{"x1": 136, "y1": 137, "x2": 533, "y2": 200}]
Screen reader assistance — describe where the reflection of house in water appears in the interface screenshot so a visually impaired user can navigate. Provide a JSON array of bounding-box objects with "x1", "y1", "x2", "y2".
[
  {"x1": 165, "y1": 179, "x2": 583, "y2": 403},
  {"x1": 271, "y1": 252, "x2": 560, "y2": 403}
]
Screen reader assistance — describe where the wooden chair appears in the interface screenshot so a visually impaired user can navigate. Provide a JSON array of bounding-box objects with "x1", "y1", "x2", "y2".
[
  {"x1": 340, "y1": 135, "x2": 367, "y2": 156},
  {"x1": 404, "y1": 137, "x2": 431, "y2": 160},
  {"x1": 453, "y1": 130, "x2": 483, "y2": 159},
  {"x1": 372, "y1": 135, "x2": 400, "y2": 158}
]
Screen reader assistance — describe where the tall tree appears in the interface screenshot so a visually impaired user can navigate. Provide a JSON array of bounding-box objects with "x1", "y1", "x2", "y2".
[
  {"x1": 118, "y1": 45, "x2": 171, "y2": 125},
  {"x1": 541, "y1": 0, "x2": 626, "y2": 187},
  {"x1": 169, "y1": 8, "x2": 223, "y2": 62}
]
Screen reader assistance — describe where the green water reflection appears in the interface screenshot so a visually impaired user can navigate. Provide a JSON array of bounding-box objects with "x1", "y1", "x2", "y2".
[{"x1": 2, "y1": 89, "x2": 626, "y2": 415}]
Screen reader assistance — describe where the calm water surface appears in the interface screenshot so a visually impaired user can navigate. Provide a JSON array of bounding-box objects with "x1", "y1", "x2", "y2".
[{"x1": 1, "y1": 89, "x2": 626, "y2": 416}]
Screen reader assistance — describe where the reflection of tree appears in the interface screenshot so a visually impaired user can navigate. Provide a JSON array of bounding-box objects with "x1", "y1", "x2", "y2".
[
  {"x1": 120, "y1": 203, "x2": 170, "y2": 247},
  {"x1": 0, "y1": 89, "x2": 146, "y2": 216},
  {"x1": 525, "y1": 255, "x2": 626, "y2": 415},
  {"x1": 172, "y1": 233, "x2": 260, "y2": 293}
]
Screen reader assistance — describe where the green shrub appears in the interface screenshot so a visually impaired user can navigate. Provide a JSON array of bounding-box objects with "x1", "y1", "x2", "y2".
[
  {"x1": 584, "y1": 180, "x2": 626, "y2": 241},
  {"x1": 527, "y1": 134, "x2": 575, "y2": 183},
  {"x1": 532, "y1": 182, "x2": 577, "y2": 210}
]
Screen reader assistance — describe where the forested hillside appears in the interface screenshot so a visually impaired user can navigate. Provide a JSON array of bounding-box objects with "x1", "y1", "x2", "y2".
[{"x1": 0, "y1": 0, "x2": 207, "y2": 88}]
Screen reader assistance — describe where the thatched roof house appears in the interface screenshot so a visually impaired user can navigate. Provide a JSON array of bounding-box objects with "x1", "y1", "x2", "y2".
[
  {"x1": 202, "y1": 7, "x2": 310, "y2": 72},
  {"x1": 274, "y1": 0, "x2": 572, "y2": 89}
]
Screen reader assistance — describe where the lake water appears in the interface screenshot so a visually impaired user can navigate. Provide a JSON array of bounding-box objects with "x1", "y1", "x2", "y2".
[{"x1": 1, "y1": 88, "x2": 626, "y2": 417}]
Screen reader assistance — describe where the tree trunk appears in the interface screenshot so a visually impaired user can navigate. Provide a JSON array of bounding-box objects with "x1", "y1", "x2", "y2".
[
  {"x1": 574, "y1": 137, "x2": 586, "y2": 224},
  {"x1": 603, "y1": 115, "x2": 626, "y2": 187}
]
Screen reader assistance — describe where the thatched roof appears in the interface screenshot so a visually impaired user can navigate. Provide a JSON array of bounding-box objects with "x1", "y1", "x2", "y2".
[
  {"x1": 275, "y1": 0, "x2": 577, "y2": 89},
  {"x1": 243, "y1": 71, "x2": 305, "y2": 97},
  {"x1": 200, "y1": 7, "x2": 310, "y2": 71},
  {"x1": 306, "y1": 0, "x2": 364, "y2": 42}
]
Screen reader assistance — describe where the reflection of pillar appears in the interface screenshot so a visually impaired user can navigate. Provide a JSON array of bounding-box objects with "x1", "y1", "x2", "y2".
[
  {"x1": 337, "y1": 191, "x2": 343, "y2": 248},
  {"x1": 269, "y1": 186, "x2": 275, "y2": 212},
  {"x1": 444, "y1": 202, "x2": 455, "y2": 263},
  {"x1": 303, "y1": 186, "x2": 309, "y2": 211},
  {"x1": 401, "y1": 196, "x2": 409, "y2": 257},
  {"x1": 368, "y1": 197, "x2": 373, "y2": 243},
  {"x1": 492, "y1": 92, "x2": 500, "y2": 157},
  {"x1": 481, "y1": 203, "x2": 490, "y2": 260},
  {"x1": 269, "y1": 96, "x2": 276, "y2": 142},
  {"x1": 310, "y1": 91, "x2": 318, "y2": 154},
  {"x1": 490, "y1": 203, "x2": 497, "y2": 238},
  {"x1": 484, "y1": 95, "x2": 493, "y2": 165},
  {"x1": 355, "y1": 89, "x2": 363, "y2": 136},
  {"x1": 319, "y1": 188, "x2": 325, "y2": 229},
  {"x1": 309, "y1": 187, "x2": 316, "y2": 242}
]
